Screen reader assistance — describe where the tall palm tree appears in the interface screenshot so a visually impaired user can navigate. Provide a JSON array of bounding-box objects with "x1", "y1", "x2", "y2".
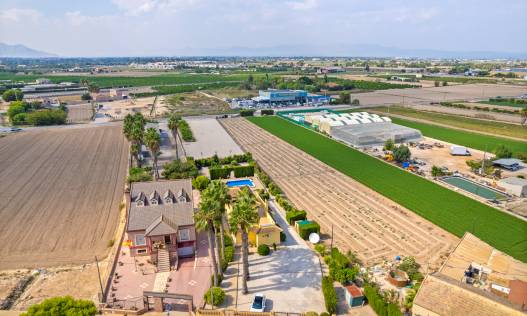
[
  {"x1": 168, "y1": 114, "x2": 180, "y2": 159},
  {"x1": 194, "y1": 187, "x2": 220, "y2": 286},
  {"x1": 123, "y1": 114, "x2": 135, "y2": 166},
  {"x1": 207, "y1": 181, "x2": 230, "y2": 275},
  {"x1": 130, "y1": 123, "x2": 144, "y2": 167},
  {"x1": 144, "y1": 128, "x2": 161, "y2": 180},
  {"x1": 229, "y1": 187, "x2": 259, "y2": 294}
]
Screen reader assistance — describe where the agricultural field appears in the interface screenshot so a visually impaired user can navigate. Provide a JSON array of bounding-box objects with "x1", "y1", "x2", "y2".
[
  {"x1": 221, "y1": 118, "x2": 457, "y2": 266},
  {"x1": 132, "y1": 81, "x2": 243, "y2": 97},
  {"x1": 66, "y1": 103, "x2": 94, "y2": 123},
  {"x1": 0, "y1": 72, "x2": 257, "y2": 88},
  {"x1": 164, "y1": 92, "x2": 236, "y2": 116},
  {"x1": 246, "y1": 116, "x2": 527, "y2": 262},
  {"x1": 359, "y1": 106, "x2": 527, "y2": 141},
  {"x1": 0, "y1": 125, "x2": 128, "y2": 270}
]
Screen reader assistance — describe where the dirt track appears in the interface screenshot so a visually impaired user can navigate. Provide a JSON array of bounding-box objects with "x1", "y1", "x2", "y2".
[
  {"x1": 220, "y1": 118, "x2": 457, "y2": 267},
  {"x1": 0, "y1": 125, "x2": 128, "y2": 270}
]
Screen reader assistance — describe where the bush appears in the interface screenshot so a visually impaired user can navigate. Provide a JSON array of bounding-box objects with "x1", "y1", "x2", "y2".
[
  {"x1": 257, "y1": 244, "x2": 270, "y2": 256},
  {"x1": 383, "y1": 139, "x2": 395, "y2": 151},
  {"x1": 494, "y1": 145, "x2": 513, "y2": 159},
  {"x1": 320, "y1": 312, "x2": 330, "y2": 316},
  {"x1": 364, "y1": 285, "x2": 402, "y2": 316},
  {"x1": 12, "y1": 112, "x2": 27, "y2": 125},
  {"x1": 431, "y1": 165, "x2": 445, "y2": 177},
  {"x1": 81, "y1": 93, "x2": 92, "y2": 101},
  {"x1": 23, "y1": 296, "x2": 97, "y2": 316},
  {"x1": 192, "y1": 175, "x2": 210, "y2": 191},
  {"x1": 209, "y1": 167, "x2": 232, "y2": 180},
  {"x1": 26, "y1": 109, "x2": 67, "y2": 126},
  {"x1": 332, "y1": 267, "x2": 359, "y2": 284},
  {"x1": 224, "y1": 246, "x2": 234, "y2": 263},
  {"x1": 305, "y1": 312, "x2": 318, "y2": 316},
  {"x1": 280, "y1": 231, "x2": 286, "y2": 242},
  {"x1": 203, "y1": 287, "x2": 225, "y2": 306},
  {"x1": 240, "y1": 109, "x2": 255, "y2": 117},
  {"x1": 298, "y1": 221, "x2": 320, "y2": 240},
  {"x1": 233, "y1": 165, "x2": 255, "y2": 178},
  {"x1": 162, "y1": 160, "x2": 199, "y2": 179},
  {"x1": 286, "y1": 209, "x2": 307, "y2": 225},
  {"x1": 127, "y1": 167, "x2": 153, "y2": 183},
  {"x1": 321, "y1": 276, "x2": 337, "y2": 314},
  {"x1": 261, "y1": 109, "x2": 274, "y2": 115},
  {"x1": 315, "y1": 244, "x2": 326, "y2": 256},
  {"x1": 393, "y1": 145, "x2": 411, "y2": 163},
  {"x1": 268, "y1": 182, "x2": 282, "y2": 196},
  {"x1": 178, "y1": 119, "x2": 195, "y2": 141},
  {"x1": 2, "y1": 89, "x2": 23, "y2": 102}
]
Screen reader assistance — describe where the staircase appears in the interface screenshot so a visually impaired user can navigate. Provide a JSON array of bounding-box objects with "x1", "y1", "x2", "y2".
[{"x1": 157, "y1": 248, "x2": 171, "y2": 272}]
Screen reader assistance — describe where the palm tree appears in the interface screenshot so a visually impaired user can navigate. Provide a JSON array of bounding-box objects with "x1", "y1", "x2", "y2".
[
  {"x1": 208, "y1": 181, "x2": 230, "y2": 274},
  {"x1": 194, "y1": 187, "x2": 220, "y2": 286},
  {"x1": 130, "y1": 123, "x2": 144, "y2": 167},
  {"x1": 144, "y1": 128, "x2": 161, "y2": 180},
  {"x1": 168, "y1": 113, "x2": 180, "y2": 159},
  {"x1": 123, "y1": 114, "x2": 135, "y2": 165},
  {"x1": 229, "y1": 187, "x2": 259, "y2": 294}
]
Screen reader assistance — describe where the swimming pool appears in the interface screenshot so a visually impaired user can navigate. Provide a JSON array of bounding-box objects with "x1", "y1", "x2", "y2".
[
  {"x1": 226, "y1": 179, "x2": 255, "y2": 188},
  {"x1": 441, "y1": 176, "x2": 508, "y2": 200}
]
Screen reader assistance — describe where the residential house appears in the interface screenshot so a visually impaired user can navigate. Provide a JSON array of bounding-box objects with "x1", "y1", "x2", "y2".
[
  {"x1": 126, "y1": 180, "x2": 196, "y2": 269},
  {"x1": 227, "y1": 187, "x2": 282, "y2": 247}
]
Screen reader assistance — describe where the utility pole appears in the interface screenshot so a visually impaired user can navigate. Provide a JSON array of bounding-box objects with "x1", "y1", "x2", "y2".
[
  {"x1": 330, "y1": 224, "x2": 334, "y2": 251},
  {"x1": 95, "y1": 256, "x2": 105, "y2": 303}
]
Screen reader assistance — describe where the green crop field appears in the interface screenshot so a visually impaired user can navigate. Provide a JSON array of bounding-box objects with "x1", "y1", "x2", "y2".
[
  {"x1": 247, "y1": 116, "x2": 527, "y2": 262},
  {"x1": 0, "y1": 72, "x2": 257, "y2": 88}
]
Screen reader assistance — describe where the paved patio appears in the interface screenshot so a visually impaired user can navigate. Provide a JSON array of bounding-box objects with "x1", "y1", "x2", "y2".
[
  {"x1": 220, "y1": 200, "x2": 325, "y2": 313},
  {"x1": 182, "y1": 117, "x2": 243, "y2": 158},
  {"x1": 108, "y1": 232, "x2": 213, "y2": 311}
]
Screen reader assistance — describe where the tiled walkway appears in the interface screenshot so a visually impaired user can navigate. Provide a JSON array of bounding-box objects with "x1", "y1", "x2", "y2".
[{"x1": 108, "y1": 231, "x2": 213, "y2": 310}]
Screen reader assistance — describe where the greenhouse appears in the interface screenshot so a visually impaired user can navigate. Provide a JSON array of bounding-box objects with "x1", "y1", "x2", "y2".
[{"x1": 330, "y1": 121, "x2": 422, "y2": 147}]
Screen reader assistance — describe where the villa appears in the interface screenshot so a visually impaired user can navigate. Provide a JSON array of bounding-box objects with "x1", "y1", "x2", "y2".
[
  {"x1": 227, "y1": 186, "x2": 282, "y2": 247},
  {"x1": 126, "y1": 179, "x2": 196, "y2": 271}
]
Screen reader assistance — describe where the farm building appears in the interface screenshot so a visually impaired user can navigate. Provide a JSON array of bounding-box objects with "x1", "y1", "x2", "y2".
[
  {"x1": 344, "y1": 284, "x2": 365, "y2": 307},
  {"x1": 412, "y1": 233, "x2": 527, "y2": 316},
  {"x1": 498, "y1": 177, "x2": 527, "y2": 197},
  {"x1": 304, "y1": 111, "x2": 422, "y2": 147},
  {"x1": 493, "y1": 158, "x2": 522, "y2": 171}
]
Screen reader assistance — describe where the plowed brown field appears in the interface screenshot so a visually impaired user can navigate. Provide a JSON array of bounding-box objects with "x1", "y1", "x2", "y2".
[{"x1": 0, "y1": 125, "x2": 128, "y2": 270}]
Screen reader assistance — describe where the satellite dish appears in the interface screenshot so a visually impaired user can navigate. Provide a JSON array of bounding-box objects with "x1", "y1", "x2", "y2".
[{"x1": 309, "y1": 233, "x2": 320, "y2": 244}]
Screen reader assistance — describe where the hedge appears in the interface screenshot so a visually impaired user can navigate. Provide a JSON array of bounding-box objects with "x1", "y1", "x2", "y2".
[
  {"x1": 364, "y1": 285, "x2": 402, "y2": 316},
  {"x1": 233, "y1": 165, "x2": 255, "y2": 178},
  {"x1": 321, "y1": 276, "x2": 337, "y2": 314},
  {"x1": 298, "y1": 221, "x2": 320, "y2": 240},
  {"x1": 286, "y1": 210, "x2": 307, "y2": 225},
  {"x1": 210, "y1": 167, "x2": 232, "y2": 180},
  {"x1": 261, "y1": 109, "x2": 274, "y2": 115},
  {"x1": 178, "y1": 119, "x2": 195, "y2": 142},
  {"x1": 240, "y1": 109, "x2": 255, "y2": 117},
  {"x1": 204, "y1": 287, "x2": 225, "y2": 306},
  {"x1": 195, "y1": 153, "x2": 253, "y2": 168}
]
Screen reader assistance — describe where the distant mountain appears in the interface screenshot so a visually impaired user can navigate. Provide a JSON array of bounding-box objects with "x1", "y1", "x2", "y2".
[
  {"x1": 0, "y1": 43, "x2": 57, "y2": 58},
  {"x1": 177, "y1": 44, "x2": 527, "y2": 59}
]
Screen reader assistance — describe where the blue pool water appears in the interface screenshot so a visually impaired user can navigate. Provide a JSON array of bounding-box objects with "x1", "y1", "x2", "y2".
[{"x1": 226, "y1": 179, "x2": 255, "y2": 188}]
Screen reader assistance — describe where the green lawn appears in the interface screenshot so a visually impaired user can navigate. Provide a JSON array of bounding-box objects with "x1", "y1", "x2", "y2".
[
  {"x1": 384, "y1": 117, "x2": 526, "y2": 155},
  {"x1": 480, "y1": 100, "x2": 527, "y2": 108},
  {"x1": 247, "y1": 116, "x2": 527, "y2": 262}
]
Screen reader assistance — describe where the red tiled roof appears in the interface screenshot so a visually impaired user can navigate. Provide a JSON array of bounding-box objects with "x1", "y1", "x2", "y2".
[{"x1": 346, "y1": 284, "x2": 363, "y2": 297}]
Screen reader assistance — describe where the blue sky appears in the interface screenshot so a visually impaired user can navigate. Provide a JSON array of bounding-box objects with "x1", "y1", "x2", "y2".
[{"x1": 0, "y1": 0, "x2": 525, "y2": 57}]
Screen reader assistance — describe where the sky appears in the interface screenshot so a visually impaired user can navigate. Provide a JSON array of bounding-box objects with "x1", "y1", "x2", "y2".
[{"x1": 0, "y1": 0, "x2": 526, "y2": 57}]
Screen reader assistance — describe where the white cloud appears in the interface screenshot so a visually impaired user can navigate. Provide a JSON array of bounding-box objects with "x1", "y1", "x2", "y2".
[
  {"x1": 285, "y1": 0, "x2": 318, "y2": 10},
  {"x1": 111, "y1": 0, "x2": 200, "y2": 16},
  {"x1": 0, "y1": 8, "x2": 41, "y2": 22}
]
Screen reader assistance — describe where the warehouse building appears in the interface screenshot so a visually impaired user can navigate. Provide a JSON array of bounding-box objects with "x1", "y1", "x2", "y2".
[
  {"x1": 253, "y1": 89, "x2": 330, "y2": 106},
  {"x1": 303, "y1": 111, "x2": 422, "y2": 147}
]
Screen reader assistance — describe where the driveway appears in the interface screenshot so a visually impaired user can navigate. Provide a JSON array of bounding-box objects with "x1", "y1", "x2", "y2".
[{"x1": 223, "y1": 200, "x2": 325, "y2": 313}]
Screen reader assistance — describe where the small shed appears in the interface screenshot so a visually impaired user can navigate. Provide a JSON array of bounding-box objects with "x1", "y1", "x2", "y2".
[
  {"x1": 493, "y1": 158, "x2": 522, "y2": 171},
  {"x1": 345, "y1": 284, "x2": 365, "y2": 307},
  {"x1": 450, "y1": 145, "x2": 470, "y2": 156},
  {"x1": 498, "y1": 177, "x2": 527, "y2": 197}
]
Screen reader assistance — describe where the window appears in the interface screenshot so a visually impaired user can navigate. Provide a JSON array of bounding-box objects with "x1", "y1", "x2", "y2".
[
  {"x1": 179, "y1": 229, "x2": 190, "y2": 241},
  {"x1": 164, "y1": 235, "x2": 171, "y2": 244},
  {"x1": 137, "y1": 249, "x2": 147, "y2": 254},
  {"x1": 135, "y1": 234, "x2": 146, "y2": 246}
]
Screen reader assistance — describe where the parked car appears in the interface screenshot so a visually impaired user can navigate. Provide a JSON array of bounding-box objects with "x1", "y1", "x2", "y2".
[
  {"x1": 250, "y1": 294, "x2": 266, "y2": 312},
  {"x1": 10, "y1": 127, "x2": 22, "y2": 132}
]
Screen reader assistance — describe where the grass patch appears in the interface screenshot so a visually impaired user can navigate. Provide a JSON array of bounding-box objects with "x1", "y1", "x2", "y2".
[
  {"x1": 247, "y1": 116, "x2": 527, "y2": 262},
  {"x1": 480, "y1": 99, "x2": 527, "y2": 108},
  {"x1": 355, "y1": 106, "x2": 527, "y2": 141}
]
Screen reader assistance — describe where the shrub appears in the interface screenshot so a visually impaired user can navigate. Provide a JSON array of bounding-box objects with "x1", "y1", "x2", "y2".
[
  {"x1": 204, "y1": 287, "x2": 225, "y2": 306},
  {"x1": 178, "y1": 119, "x2": 195, "y2": 141},
  {"x1": 2, "y1": 89, "x2": 23, "y2": 102},
  {"x1": 7, "y1": 101, "x2": 26, "y2": 121},
  {"x1": 431, "y1": 165, "x2": 445, "y2": 177},
  {"x1": 257, "y1": 244, "x2": 270, "y2": 256},
  {"x1": 26, "y1": 109, "x2": 67, "y2": 126},
  {"x1": 81, "y1": 93, "x2": 92, "y2": 100},
  {"x1": 393, "y1": 145, "x2": 411, "y2": 163},
  {"x1": 286, "y1": 209, "x2": 307, "y2": 225},
  {"x1": 261, "y1": 109, "x2": 274, "y2": 115},
  {"x1": 233, "y1": 165, "x2": 254, "y2": 177},
  {"x1": 280, "y1": 231, "x2": 286, "y2": 242},
  {"x1": 298, "y1": 221, "x2": 320, "y2": 240},
  {"x1": 364, "y1": 285, "x2": 402, "y2": 316},
  {"x1": 192, "y1": 175, "x2": 210, "y2": 191},
  {"x1": 23, "y1": 296, "x2": 97, "y2": 316},
  {"x1": 320, "y1": 312, "x2": 330, "y2": 316},
  {"x1": 315, "y1": 244, "x2": 326, "y2": 256},
  {"x1": 127, "y1": 167, "x2": 153, "y2": 183},
  {"x1": 209, "y1": 167, "x2": 232, "y2": 180},
  {"x1": 240, "y1": 109, "x2": 255, "y2": 117},
  {"x1": 383, "y1": 138, "x2": 395, "y2": 151},
  {"x1": 268, "y1": 182, "x2": 282, "y2": 196},
  {"x1": 332, "y1": 267, "x2": 359, "y2": 284},
  {"x1": 321, "y1": 276, "x2": 337, "y2": 314},
  {"x1": 494, "y1": 145, "x2": 513, "y2": 159},
  {"x1": 224, "y1": 246, "x2": 234, "y2": 263},
  {"x1": 305, "y1": 312, "x2": 318, "y2": 316},
  {"x1": 12, "y1": 112, "x2": 27, "y2": 125}
]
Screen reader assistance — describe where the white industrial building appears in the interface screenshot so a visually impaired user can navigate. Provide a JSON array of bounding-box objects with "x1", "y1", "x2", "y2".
[
  {"x1": 302, "y1": 111, "x2": 422, "y2": 147},
  {"x1": 498, "y1": 177, "x2": 527, "y2": 197}
]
